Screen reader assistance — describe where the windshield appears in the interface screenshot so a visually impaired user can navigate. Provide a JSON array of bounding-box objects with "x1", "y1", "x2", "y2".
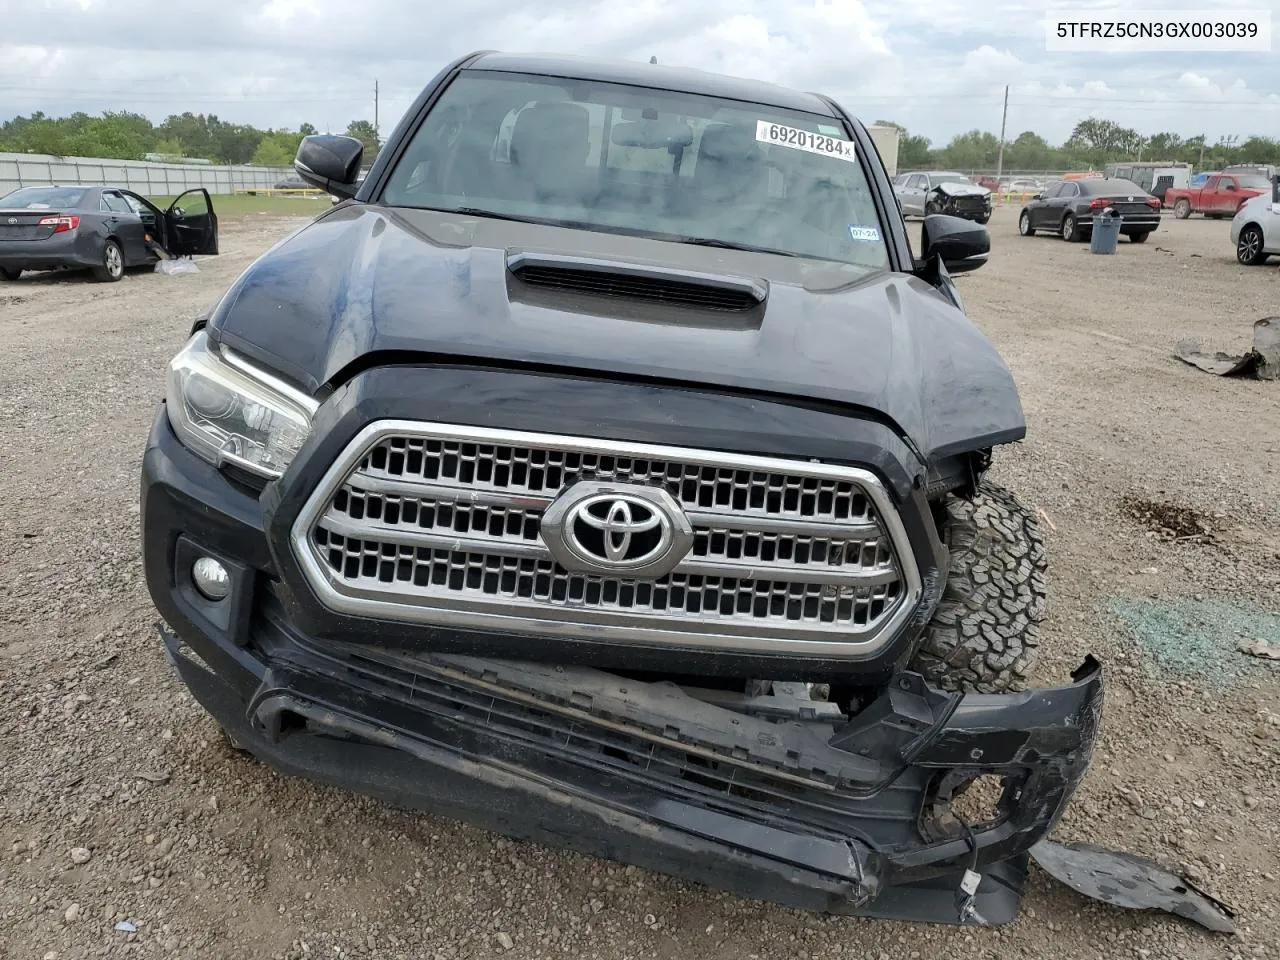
[
  {"x1": 1236, "y1": 175, "x2": 1272, "y2": 189},
  {"x1": 380, "y1": 71, "x2": 889, "y2": 269},
  {"x1": 0, "y1": 186, "x2": 87, "y2": 209}
]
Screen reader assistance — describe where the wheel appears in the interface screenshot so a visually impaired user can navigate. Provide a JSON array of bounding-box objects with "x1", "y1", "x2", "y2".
[
  {"x1": 1128, "y1": 231, "x2": 1150, "y2": 244},
  {"x1": 0, "y1": 266, "x2": 19, "y2": 281},
  {"x1": 92, "y1": 240, "x2": 124, "y2": 282},
  {"x1": 975, "y1": 213, "x2": 990, "y2": 225},
  {"x1": 908, "y1": 481, "x2": 1047, "y2": 693},
  {"x1": 1061, "y1": 213, "x2": 1081, "y2": 242},
  {"x1": 1237, "y1": 224, "x2": 1269, "y2": 265},
  {"x1": 1018, "y1": 210, "x2": 1035, "y2": 236},
  {"x1": 1174, "y1": 199, "x2": 1192, "y2": 219},
  {"x1": 925, "y1": 200, "x2": 942, "y2": 216}
]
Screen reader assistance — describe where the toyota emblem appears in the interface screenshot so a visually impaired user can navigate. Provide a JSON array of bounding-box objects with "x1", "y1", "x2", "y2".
[
  {"x1": 540, "y1": 482, "x2": 693, "y2": 577},
  {"x1": 6, "y1": 217, "x2": 15, "y2": 224}
]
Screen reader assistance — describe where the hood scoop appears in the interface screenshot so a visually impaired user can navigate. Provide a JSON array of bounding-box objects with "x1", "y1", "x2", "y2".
[{"x1": 507, "y1": 251, "x2": 767, "y2": 312}]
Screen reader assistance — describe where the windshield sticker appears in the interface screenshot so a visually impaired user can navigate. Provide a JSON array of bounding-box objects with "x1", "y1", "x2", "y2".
[
  {"x1": 848, "y1": 225, "x2": 881, "y2": 243},
  {"x1": 817, "y1": 123, "x2": 843, "y2": 136},
  {"x1": 756, "y1": 120, "x2": 856, "y2": 162}
]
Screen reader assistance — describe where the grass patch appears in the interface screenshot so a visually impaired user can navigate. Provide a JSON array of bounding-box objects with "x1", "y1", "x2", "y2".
[
  {"x1": 147, "y1": 193, "x2": 333, "y2": 218},
  {"x1": 1109, "y1": 597, "x2": 1280, "y2": 685}
]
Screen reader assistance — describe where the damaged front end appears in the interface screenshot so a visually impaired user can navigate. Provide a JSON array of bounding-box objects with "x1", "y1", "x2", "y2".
[
  {"x1": 930, "y1": 182, "x2": 993, "y2": 222},
  {"x1": 165, "y1": 611, "x2": 1102, "y2": 926}
]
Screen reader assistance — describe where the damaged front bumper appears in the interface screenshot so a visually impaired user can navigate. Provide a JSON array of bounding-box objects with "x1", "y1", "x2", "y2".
[{"x1": 161, "y1": 609, "x2": 1103, "y2": 926}]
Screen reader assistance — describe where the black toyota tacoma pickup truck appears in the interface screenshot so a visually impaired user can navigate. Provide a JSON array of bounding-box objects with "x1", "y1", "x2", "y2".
[{"x1": 141, "y1": 51, "x2": 1102, "y2": 925}]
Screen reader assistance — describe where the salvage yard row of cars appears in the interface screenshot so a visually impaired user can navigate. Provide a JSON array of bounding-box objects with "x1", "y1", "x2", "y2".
[
  {"x1": 0, "y1": 185, "x2": 219, "y2": 281},
  {"x1": 892, "y1": 165, "x2": 1280, "y2": 263}
]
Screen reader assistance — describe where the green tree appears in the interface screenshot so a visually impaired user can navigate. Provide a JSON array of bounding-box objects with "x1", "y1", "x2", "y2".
[
  {"x1": 152, "y1": 137, "x2": 184, "y2": 158},
  {"x1": 252, "y1": 132, "x2": 299, "y2": 166},
  {"x1": 1144, "y1": 132, "x2": 1183, "y2": 160},
  {"x1": 345, "y1": 119, "x2": 380, "y2": 164},
  {"x1": 937, "y1": 129, "x2": 1000, "y2": 170},
  {"x1": 1003, "y1": 131, "x2": 1057, "y2": 170}
]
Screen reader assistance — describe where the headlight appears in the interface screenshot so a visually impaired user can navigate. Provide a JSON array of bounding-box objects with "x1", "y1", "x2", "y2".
[{"x1": 166, "y1": 330, "x2": 318, "y2": 479}]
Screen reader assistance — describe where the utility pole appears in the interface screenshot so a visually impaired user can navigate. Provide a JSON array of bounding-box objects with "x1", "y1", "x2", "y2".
[
  {"x1": 995, "y1": 85, "x2": 1009, "y2": 184},
  {"x1": 374, "y1": 79, "x2": 379, "y2": 146}
]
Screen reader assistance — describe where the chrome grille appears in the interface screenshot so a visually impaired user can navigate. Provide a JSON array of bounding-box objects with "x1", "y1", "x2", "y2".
[{"x1": 292, "y1": 422, "x2": 921, "y2": 656}]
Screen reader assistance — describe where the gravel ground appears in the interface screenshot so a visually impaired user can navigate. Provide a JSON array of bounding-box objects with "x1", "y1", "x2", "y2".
[{"x1": 1, "y1": 206, "x2": 1278, "y2": 960}]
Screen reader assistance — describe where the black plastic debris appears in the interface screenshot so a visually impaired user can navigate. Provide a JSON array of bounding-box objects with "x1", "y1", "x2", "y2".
[
  {"x1": 1176, "y1": 317, "x2": 1279, "y2": 380},
  {"x1": 1030, "y1": 840, "x2": 1237, "y2": 934}
]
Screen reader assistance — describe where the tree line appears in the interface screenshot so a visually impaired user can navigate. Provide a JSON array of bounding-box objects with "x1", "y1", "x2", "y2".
[
  {"x1": 880, "y1": 117, "x2": 1280, "y2": 172},
  {"x1": 4, "y1": 108, "x2": 1278, "y2": 175},
  {"x1": 0, "y1": 111, "x2": 382, "y2": 167}
]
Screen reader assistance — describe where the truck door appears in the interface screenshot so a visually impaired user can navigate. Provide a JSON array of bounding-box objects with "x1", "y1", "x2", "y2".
[
  {"x1": 1217, "y1": 176, "x2": 1241, "y2": 214},
  {"x1": 1200, "y1": 175, "x2": 1221, "y2": 214}
]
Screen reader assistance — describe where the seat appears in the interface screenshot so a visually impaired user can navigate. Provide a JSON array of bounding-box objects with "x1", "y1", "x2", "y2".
[
  {"x1": 508, "y1": 102, "x2": 593, "y2": 204},
  {"x1": 690, "y1": 123, "x2": 771, "y2": 205}
]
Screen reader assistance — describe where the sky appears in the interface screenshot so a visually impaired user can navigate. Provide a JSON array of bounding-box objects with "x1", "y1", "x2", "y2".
[{"x1": 1, "y1": 0, "x2": 1278, "y2": 148}]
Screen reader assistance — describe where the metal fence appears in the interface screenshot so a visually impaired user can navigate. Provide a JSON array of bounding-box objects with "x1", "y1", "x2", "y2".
[{"x1": 0, "y1": 152, "x2": 294, "y2": 197}]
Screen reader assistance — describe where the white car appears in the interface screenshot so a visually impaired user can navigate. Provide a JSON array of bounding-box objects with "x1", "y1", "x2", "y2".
[{"x1": 1230, "y1": 191, "x2": 1280, "y2": 265}]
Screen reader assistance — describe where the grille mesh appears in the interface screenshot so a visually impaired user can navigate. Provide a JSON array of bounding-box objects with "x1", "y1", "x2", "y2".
[{"x1": 299, "y1": 426, "x2": 911, "y2": 646}]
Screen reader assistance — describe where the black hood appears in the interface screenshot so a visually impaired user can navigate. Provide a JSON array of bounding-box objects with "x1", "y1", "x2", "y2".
[{"x1": 207, "y1": 205, "x2": 1025, "y2": 463}]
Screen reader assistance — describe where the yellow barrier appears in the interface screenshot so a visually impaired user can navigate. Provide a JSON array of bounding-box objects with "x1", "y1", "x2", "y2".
[
  {"x1": 233, "y1": 187, "x2": 324, "y2": 197},
  {"x1": 992, "y1": 191, "x2": 1037, "y2": 206}
]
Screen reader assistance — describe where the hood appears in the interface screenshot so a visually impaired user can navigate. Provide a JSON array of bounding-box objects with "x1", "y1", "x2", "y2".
[
  {"x1": 933, "y1": 182, "x2": 990, "y2": 198},
  {"x1": 207, "y1": 205, "x2": 1024, "y2": 463}
]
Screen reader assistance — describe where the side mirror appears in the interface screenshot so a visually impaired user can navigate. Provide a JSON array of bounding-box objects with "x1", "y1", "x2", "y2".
[
  {"x1": 295, "y1": 135, "x2": 364, "y2": 200},
  {"x1": 920, "y1": 214, "x2": 989, "y2": 274},
  {"x1": 1224, "y1": 183, "x2": 1237, "y2": 191},
  {"x1": 1031, "y1": 193, "x2": 1042, "y2": 200}
]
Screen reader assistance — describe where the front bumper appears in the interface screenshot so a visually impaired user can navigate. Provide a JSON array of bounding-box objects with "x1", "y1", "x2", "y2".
[
  {"x1": 160, "y1": 615, "x2": 1101, "y2": 924},
  {"x1": 143, "y1": 404, "x2": 1104, "y2": 925}
]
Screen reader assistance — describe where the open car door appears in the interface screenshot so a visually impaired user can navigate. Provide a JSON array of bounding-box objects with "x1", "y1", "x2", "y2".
[{"x1": 164, "y1": 189, "x2": 218, "y2": 256}]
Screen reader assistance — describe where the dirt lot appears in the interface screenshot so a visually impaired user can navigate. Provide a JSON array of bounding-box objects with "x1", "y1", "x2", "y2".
[{"x1": 1, "y1": 206, "x2": 1278, "y2": 960}]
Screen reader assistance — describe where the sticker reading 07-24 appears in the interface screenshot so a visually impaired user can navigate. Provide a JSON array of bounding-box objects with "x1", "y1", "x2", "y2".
[{"x1": 755, "y1": 120, "x2": 856, "y2": 163}]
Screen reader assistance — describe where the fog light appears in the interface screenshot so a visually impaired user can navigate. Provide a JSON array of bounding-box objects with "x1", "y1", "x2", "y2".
[{"x1": 192, "y1": 557, "x2": 231, "y2": 601}]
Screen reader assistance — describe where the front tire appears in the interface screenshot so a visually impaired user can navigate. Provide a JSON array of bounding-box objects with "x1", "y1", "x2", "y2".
[
  {"x1": 1129, "y1": 231, "x2": 1150, "y2": 244},
  {"x1": 92, "y1": 240, "x2": 124, "y2": 282},
  {"x1": 1061, "y1": 213, "x2": 1081, "y2": 242},
  {"x1": 0, "y1": 266, "x2": 19, "y2": 281},
  {"x1": 1018, "y1": 211, "x2": 1035, "y2": 236},
  {"x1": 1237, "y1": 224, "x2": 1269, "y2": 265},
  {"x1": 1174, "y1": 199, "x2": 1192, "y2": 219},
  {"x1": 909, "y1": 481, "x2": 1047, "y2": 694}
]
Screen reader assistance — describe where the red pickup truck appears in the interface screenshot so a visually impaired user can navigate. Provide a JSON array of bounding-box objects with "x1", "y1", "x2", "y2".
[{"x1": 1166, "y1": 173, "x2": 1272, "y2": 219}]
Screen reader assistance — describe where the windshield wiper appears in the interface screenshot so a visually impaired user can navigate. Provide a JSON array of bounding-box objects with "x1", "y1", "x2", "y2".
[
  {"x1": 670, "y1": 236, "x2": 802, "y2": 258},
  {"x1": 446, "y1": 207, "x2": 570, "y2": 227},
  {"x1": 438, "y1": 208, "x2": 810, "y2": 260}
]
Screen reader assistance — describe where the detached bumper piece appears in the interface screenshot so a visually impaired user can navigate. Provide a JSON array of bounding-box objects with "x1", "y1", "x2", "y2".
[{"x1": 162, "y1": 613, "x2": 1103, "y2": 926}]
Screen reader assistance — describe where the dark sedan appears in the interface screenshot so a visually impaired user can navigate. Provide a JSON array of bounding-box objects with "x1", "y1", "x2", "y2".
[
  {"x1": 0, "y1": 185, "x2": 218, "y2": 282},
  {"x1": 1017, "y1": 177, "x2": 1162, "y2": 243}
]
